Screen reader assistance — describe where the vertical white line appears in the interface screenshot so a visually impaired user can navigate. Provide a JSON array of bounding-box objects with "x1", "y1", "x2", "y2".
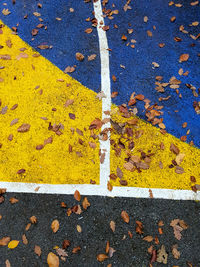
[{"x1": 93, "y1": 0, "x2": 111, "y2": 192}]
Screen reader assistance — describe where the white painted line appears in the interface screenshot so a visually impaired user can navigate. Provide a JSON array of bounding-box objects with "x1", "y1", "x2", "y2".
[
  {"x1": 1, "y1": 182, "x2": 200, "y2": 200},
  {"x1": 93, "y1": 0, "x2": 111, "y2": 192}
]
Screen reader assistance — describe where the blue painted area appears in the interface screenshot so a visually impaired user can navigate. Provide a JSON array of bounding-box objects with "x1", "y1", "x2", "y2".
[
  {"x1": 0, "y1": 0, "x2": 101, "y2": 91},
  {"x1": 103, "y1": 0, "x2": 200, "y2": 147},
  {"x1": 0, "y1": 0, "x2": 200, "y2": 147}
]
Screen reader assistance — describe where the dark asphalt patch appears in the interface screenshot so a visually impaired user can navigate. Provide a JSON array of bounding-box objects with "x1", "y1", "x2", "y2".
[{"x1": 0, "y1": 193, "x2": 200, "y2": 266}]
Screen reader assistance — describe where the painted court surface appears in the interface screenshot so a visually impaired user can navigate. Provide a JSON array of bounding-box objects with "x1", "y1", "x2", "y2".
[
  {"x1": 0, "y1": 0, "x2": 199, "y2": 199},
  {"x1": 0, "y1": 1, "x2": 200, "y2": 198},
  {"x1": 0, "y1": 0, "x2": 200, "y2": 266}
]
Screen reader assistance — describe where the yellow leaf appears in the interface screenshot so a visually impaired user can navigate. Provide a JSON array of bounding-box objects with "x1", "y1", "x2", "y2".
[
  {"x1": 47, "y1": 252, "x2": 59, "y2": 267},
  {"x1": 51, "y1": 219, "x2": 59, "y2": 233},
  {"x1": 8, "y1": 240, "x2": 19, "y2": 249}
]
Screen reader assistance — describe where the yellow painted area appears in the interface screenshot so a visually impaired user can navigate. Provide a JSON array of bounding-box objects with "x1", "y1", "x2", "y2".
[
  {"x1": 110, "y1": 109, "x2": 200, "y2": 190},
  {"x1": 0, "y1": 22, "x2": 101, "y2": 184}
]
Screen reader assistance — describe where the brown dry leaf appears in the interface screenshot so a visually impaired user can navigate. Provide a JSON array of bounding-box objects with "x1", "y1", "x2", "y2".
[
  {"x1": 17, "y1": 123, "x2": 30, "y2": 133},
  {"x1": 89, "y1": 118, "x2": 102, "y2": 129},
  {"x1": 64, "y1": 66, "x2": 75, "y2": 73},
  {"x1": 117, "y1": 167, "x2": 123, "y2": 179},
  {"x1": 147, "y1": 30, "x2": 153, "y2": 37},
  {"x1": 0, "y1": 55, "x2": 11, "y2": 60},
  {"x1": 25, "y1": 223, "x2": 31, "y2": 231},
  {"x1": 143, "y1": 236, "x2": 153, "y2": 242},
  {"x1": 156, "y1": 245, "x2": 168, "y2": 264},
  {"x1": 33, "y1": 12, "x2": 41, "y2": 17},
  {"x1": 109, "y1": 247, "x2": 116, "y2": 258},
  {"x1": 170, "y1": 143, "x2": 180, "y2": 155},
  {"x1": 22, "y1": 234, "x2": 28, "y2": 245},
  {"x1": 85, "y1": 28, "x2": 93, "y2": 34},
  {"x1": 76, "y1": 52, "x2": 84, "y2": 61},
  {"x1": 5, "y1": 259, "x2": 11, "y2": 267},
  {"x1": 47, "y1": 252, "x2": 59, "y2": 267},
  {"x1": 0, "y1": 237, "x2": 11, "y2": 246},
  {"x1": 105, "y1": 241, "x2": 110, "y2": 254},
  {"x1": 97, "y1": 254, "x2": 108, "y2": 262},
  {"x1": 74, "y1": 190, "x2": 81, "y2": 201},
  {"x1": 64, "y1": 99, "x2": 74, "y2": 107},
  {"x1": 82, "y1": 197, "x2": 90, "y2": 210},
  {"x1": 34, "y1": 245, "x2": 42, "y2": 256},
  {"x1": 30, "y1": 216, "x2": 37, "y2": 224},
  {"x1": 110, "y1": 221, "x2": 116, "y2": 232},
  {"x1": 88, "y1": 54, "x2": 96, "y2": 61},
  {"x1": 179, "y1": 54, "x2": 189, "y2": 62},
  {"x1": 2, "y1": 9, "x2": 11, "y2": 16},
  {"x1": 107, "y1": 181, "x2": 113, "y2": 191},
  {"x1": 121, "y1": 210, "x2": 129, "y2": 223},
  {"x1": 6, "y1": 40, "x2": 12, "y2": 48},
  {"x1": 10, "y1": 118, "x2": 19, "y2": 126},
  {"x1": 56, "y1": 248, "x2": 68, "y2": 257},
  {"x1": 191, "y1": 1, "x2": 199, "y2": 5},
  {"x1": 51, "y1": 219, "x2": 60, "y2": 233},
  {"x1": 72, "y1": 246, "x2": 81, "y2": 253},
  {"x1": 9, "y1": 197, "x2": 19, "y2": 204},
  {"x1": 38, "y1": 45, "x2": 49, "y2": 50},
  {"x1": 172, "y1": 244, "x2": 180, "y2": 259}
]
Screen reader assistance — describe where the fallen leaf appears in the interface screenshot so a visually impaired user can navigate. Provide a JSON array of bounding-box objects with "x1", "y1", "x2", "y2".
[
  {"x1": 22, "y1": 234, "x2": 28, "y2": 245},
  {"x1": 51, "y1": 220, "x2": 59, "y2": 233},
  {"x1": 74, "y1": 190, "x2": 81, "y2": 201},
  {"x1": 10, "y1": 118, "x2": 19, "y2": 126},
  {"x1": 30, "y1": 216, "x2": 37, "y2": 224},
  {"x1": 110, "y1": 221, "x2": 116, "y2": 232},
  {"x1": 121, "y1": 210, "x2": 129, "y2": 223},
  {"x1": 64, "y1": 99, "x2": 74, "y2": 107},
  {"x1": 72, "y1": 246, "x2": 81, "y2": 253},
  {"x1": 0, "y1": 237, "x2": 11, "y2": 246},
  {"x1": 147, "y1": 30, "x2": 152, "y2": 37},
  {"x1": 179, "y1": 54, "x2": 189, "y2": 62},
  {"x1": 56, "y1": 248, "x2": 68, "y2": 257},
  {"x1": 97, "y1": 254, "x2": 108, "y2": 262},
  {"x1": 143, "y1": 236, "x2": 153, "y2": 242},
  {"x1": 9, "y1": 197, "x2": 19, "y2": 204},
  {"x1": 88, "y1": 54, "x2": 96, "y2": 61},
  {"x1": 34, "y1": 245, "x2": 42, "y2": 256},
  {"x1": 76, "y1": 225, "x2": 82, "y2": 233},
  {"x1": 85, "y1": 28, "x2": 93, "y2": 34},
  {"x1": 8, "y1": 240, "x2": 19, "y2": 249},
  {"x1": 108, "y1": 247, "x2": 116, "y2": 258},
  {"x1": 47, "y1": 252, "x2": 59, "y2": 267},
  {"x1": 170, "y1": 143, "x2": 180, "y2": 155},
  {"x1": 96, "y1": 91, "x2": 106, "y2": 100},
  {"x1": 156, "y1": 245, "x2": 168, "y2": 264},
  {"x1": 5, "y1": 259, "x2": 11, "y2": 267},
  {"x1": 2, "y1": 9, "x2": 11, "y2": 15},
  {"x1": 172, "y1": 244, "x2": 180, "y2": 259},
  {"x1": 17, "y1": 124, "x2": 30, "y2": 133},
  {"x1": 82, "y1": 197, "x2": 90, "y2": 210},
  {"x1": 175, "y1": 153, "x2": 185, "y2": 165},
  {"x1": 76, "y1": 52, "x2": 84, "y2": 61}
]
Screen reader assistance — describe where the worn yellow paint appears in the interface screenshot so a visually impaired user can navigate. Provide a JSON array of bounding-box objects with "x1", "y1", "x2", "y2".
[
  {"x1": 0, "y1": 22, "x2": 101, "y2": 184},
  {"x1": 110, "y1": 109, "x2": 200, "y2": 190}
]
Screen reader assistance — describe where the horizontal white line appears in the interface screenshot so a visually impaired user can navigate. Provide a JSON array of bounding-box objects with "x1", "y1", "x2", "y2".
[{"x1": 1, "y1": 182, "x2": 199, "y2": 200}]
